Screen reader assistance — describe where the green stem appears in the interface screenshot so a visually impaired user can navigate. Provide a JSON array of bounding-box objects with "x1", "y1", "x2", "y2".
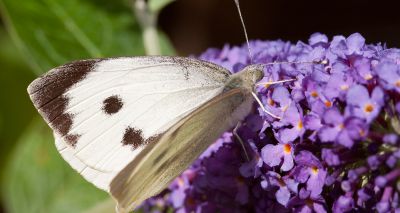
[
  {"x1": 143, "y1": 24, "x2": 161, "y2": 55},
  {"x1": 133, "y1": 0, "x2": 161, "y2": 55}
]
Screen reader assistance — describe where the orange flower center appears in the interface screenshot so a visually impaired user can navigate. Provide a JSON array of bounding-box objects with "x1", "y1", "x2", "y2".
[
  {"x1": 359, "y1": 129, "x2": 366, "y2": 137},
  {"x1": 236, "y1": 176, "x2": 245, "y2": 184},
  {"x1": 278, "y1": 179, "x2": 286, "y2": 187},
  {"x1": 340, "y1": 85, "x2": 349, "y2": 91},
  {"x1": 297, "y1": 120, "x2": 303, "y2": 129},
  {"x1": 305, "y1": 199, "x2": 314, "y2": 207},
  {"x1": 364, "y1": 104, "x2": 374, "y2": 113},
  {"x1": 311, "y1": 91, "x2": 318, "y2": 98},
  {"x1": 187, "y1": 197, "x2": 196, "y2": 206},
  {"x1": 283, "y1": 144, "x2": 292, "y2": 154},
  {"x1": 311, "y1": 166, "x2": 319, "y2": 175},
  {"x1": 396, "y1": 80, "x2": 400, "y2": 87},
  {"x1": 268, "y1": 99, "x2": 275, "y2": 106},
  {"x1": 338, "y1": 123, "x2": 345, "y2": 129},
  {"x1": 364, "y1": 74, "x2": 373, "y2": 80},
  {"x1": 325, "y1": 101, "x2": 332, "y2": 107},
  {"x1": 177, "y1": 178, "x2": 185, "y2": 187}
]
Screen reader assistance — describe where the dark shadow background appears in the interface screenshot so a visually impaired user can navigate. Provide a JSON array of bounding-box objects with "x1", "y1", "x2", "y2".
[{"x1": 159, "y1": 0, "x2": 400, "y2": 55}]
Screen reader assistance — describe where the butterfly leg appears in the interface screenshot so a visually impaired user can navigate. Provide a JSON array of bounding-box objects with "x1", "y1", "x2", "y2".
[
  {"x1": 251, "y1": 92, "x2": 281, "y2": 119},
  {"x1": 233, "y1": 122, "x2": 250, "y2": 161}
]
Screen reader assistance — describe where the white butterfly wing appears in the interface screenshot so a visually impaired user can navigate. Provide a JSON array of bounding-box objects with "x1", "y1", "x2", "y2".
[
  {"x1": 110, "y1": 88, "x2": 256, "y2": 212},
  {"x1": 28, "y1": 56, "x2": 230, "y2": 191}
]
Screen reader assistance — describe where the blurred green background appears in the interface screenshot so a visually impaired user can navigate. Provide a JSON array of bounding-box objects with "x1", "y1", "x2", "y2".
[
  {"x1": 0, "y1": 0, "x2": 174, "y2": 212},
  {"x1": 1, "y1": 0, "x2": 400, "y2": 212}
]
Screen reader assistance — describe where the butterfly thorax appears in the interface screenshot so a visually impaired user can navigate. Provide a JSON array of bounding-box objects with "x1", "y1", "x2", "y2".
[{"x1": 224, "y1": 64, "x2": 264, "y2": 92}]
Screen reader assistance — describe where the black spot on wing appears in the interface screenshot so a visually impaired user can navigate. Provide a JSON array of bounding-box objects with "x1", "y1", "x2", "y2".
[
  {"x1": 147, "y1": 134, "x2": 161, "y2": 145},
  {"x1": 64, "y1": 134, "x2": 80, "y2": 147},
  {"x1": 122, "y1": 127, "x2": 161, "y2": 150},
  {"x1": 28, "y1": 59, "x2": 103, "y2": 147},
  {"x1": 122, "y1": 127, "x2": 144, "y2": 149},
  {"x1": 102, "y1": 95, "x2": 123, "y2": 115}
]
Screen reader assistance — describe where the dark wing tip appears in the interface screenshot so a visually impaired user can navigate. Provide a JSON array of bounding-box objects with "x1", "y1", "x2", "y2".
[
  {"x1": 27, "y1": 59, "x2": 102, "y2": 96},
  {"x1": 27, "y1": 58, "x2": 102, "y2": 134}
]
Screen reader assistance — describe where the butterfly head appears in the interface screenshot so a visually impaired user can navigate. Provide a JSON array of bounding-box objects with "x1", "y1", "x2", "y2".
[{"x1": 241, "y1": 64, "x2": 264, "y2": 85}]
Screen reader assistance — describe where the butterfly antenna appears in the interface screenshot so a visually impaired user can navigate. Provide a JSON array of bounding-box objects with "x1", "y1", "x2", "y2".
[
  {"x1": 234, "y1": 0, "x2": 253, "y2": 64},
  {"x1": 256, "y1": 78, "x2": 297, "y2": 87},
  {"x1": 261, "y1": 59, "x2": 329, "y2": 67}
]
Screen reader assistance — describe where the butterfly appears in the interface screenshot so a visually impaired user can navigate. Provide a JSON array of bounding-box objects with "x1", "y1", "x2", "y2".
[{"x1": 27, "y1": 56, "x2": 265, "y2": 212}]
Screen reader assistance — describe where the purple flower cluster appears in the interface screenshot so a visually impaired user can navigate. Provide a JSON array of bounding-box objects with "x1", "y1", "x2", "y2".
[{"x1": 139, "y1": 33, "x2": 400, "y2": 212}]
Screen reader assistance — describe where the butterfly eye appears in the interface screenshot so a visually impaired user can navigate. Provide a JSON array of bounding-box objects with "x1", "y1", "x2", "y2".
[{"x1": 253, "y1": 69, "x2": 264, "y2": 83}]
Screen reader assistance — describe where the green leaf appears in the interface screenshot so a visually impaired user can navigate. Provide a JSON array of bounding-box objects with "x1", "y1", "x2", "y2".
[
  {"x1": 82, "y1": 198, "x2": 116, "y2": 213},
  {"x1": 0, "y1": 0, "x2": 148, "y2": 75},
  {"x1": 148, "y1": 0, "x2": 175, "y2": 13},
  {"x1": 0, "y1": 30, "x2": 36, "y2": 177},
  {"x1": 1, "y1": 119, "x2": 109, "y2": 213}
]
